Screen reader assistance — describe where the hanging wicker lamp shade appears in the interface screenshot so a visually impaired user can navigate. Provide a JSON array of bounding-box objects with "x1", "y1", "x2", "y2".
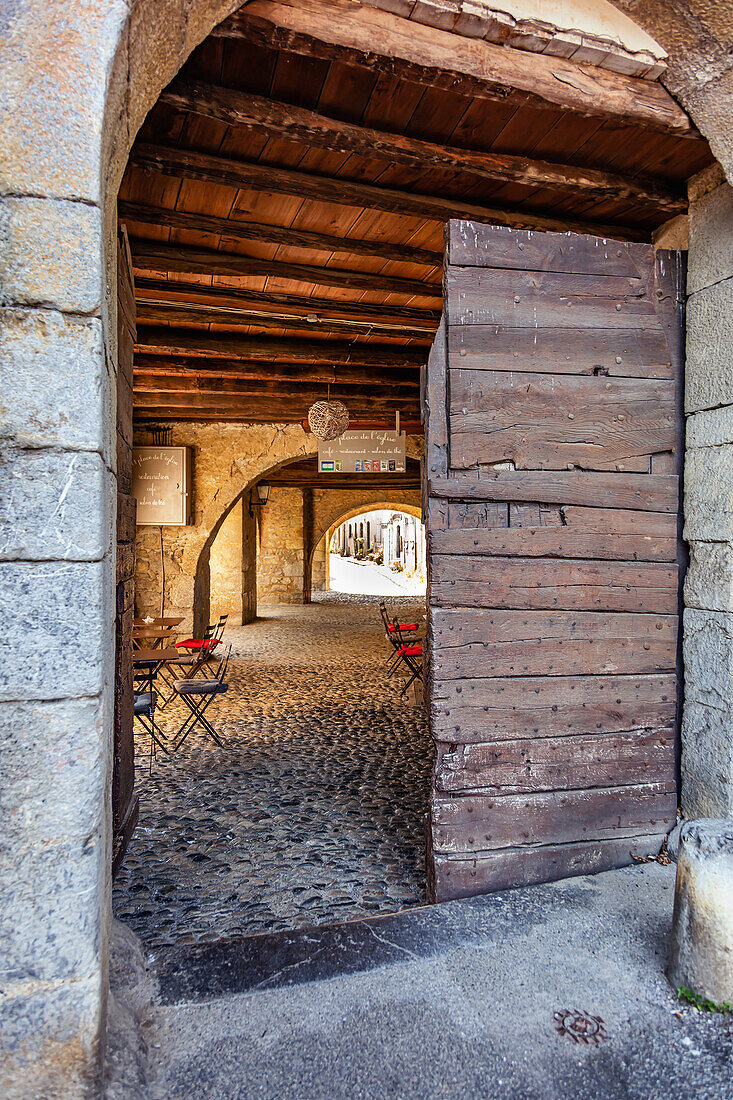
[{"x1": 307, "y1": 398, "x2": 350, "y2": 441}]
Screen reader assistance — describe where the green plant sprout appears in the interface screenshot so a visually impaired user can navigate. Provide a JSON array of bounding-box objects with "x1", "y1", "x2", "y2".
[{"x1": 677, "y1": 987, "x2": 733, "y2": 1015}]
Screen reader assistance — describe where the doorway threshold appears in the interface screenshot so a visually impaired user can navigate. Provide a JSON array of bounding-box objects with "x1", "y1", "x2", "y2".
[{"x1": 151, "y1": 902, "x2": 438, "y2": 1004}]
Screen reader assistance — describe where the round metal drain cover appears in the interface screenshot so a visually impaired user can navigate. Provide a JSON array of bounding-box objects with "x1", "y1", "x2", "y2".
[{"x1": 553, "y1": 1009, "x2": 607, "y2": 1044}]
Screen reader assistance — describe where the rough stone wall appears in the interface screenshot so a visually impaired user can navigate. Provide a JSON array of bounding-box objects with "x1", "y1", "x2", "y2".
[
  {"x1": 681, "y1": 163, "x2": 733, "y2": 817},
  {"x1": 210, "y1": 497, "x2": 243, "y2": 622},
  {"x1": 257, "y1": 488, "x2": 305, "y2": 604},
  {"x1": 132, "y1": 422, "x2": 314, "y2": 624}
]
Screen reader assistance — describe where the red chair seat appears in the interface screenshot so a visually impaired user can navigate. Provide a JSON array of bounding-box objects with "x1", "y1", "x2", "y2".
[
  {"x1": 398, "y1": 644, "x2": 423, "y2": 656},
  {"x1": 175, "y1": 638, "x2": 221, "y2": 650},
  {"x1": 388, "y1": 623, "x2": 418, "y2": 632}
]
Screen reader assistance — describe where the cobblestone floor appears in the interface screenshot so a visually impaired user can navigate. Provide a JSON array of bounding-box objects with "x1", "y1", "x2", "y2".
[{"x1": 113, "y1": 595, "x2": 430, "y2": 948}]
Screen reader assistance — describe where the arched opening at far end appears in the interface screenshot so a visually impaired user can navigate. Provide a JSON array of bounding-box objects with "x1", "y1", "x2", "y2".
[{"x1": 318, "y1": 505, "x2": 426, "y2": 598}]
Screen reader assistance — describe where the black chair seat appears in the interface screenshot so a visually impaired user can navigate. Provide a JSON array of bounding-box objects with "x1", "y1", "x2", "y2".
[
  {"x1": 134, "y1": 692, "x2": 155, "y2": 716},
  {"x1": 174, "y1": 679, "x2": 229, "y2": 696}
]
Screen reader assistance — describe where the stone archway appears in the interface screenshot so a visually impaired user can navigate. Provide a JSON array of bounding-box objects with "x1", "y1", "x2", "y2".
[
  {"x1": 185, "y1": 436, "x2": 425, "y2": 627},
  {"x1": 3, "y1": 2, "x2": 733, "y2": 1095}
]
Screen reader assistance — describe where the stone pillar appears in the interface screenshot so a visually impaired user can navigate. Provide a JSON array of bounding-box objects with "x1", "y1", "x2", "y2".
[
  {"x1": 0, "y1": 205, "x2": 115, "y2": 1096},
  {"x1": 241, "y1": 499, "x2": 257, "y2": 624},
  {"x1": 682, "y1": 163, "x2": 733, "y2": 818},
  {"x1": 669, "y1": 820, "x2": 733, "y2": 1003},
  {"x1": 302, "y1": 488, "x2": 314, "y2": 604}
]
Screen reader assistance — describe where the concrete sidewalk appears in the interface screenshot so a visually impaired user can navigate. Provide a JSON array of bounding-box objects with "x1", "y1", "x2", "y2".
[{"x1": 107, "y1": 863, "x2": 733, "y2": 1099}]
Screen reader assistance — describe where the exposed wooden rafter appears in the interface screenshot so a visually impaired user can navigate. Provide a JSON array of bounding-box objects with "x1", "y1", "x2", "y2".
[
  {"x1": 133, "y1": 355, "x2": 420, "y2": 388},
  {"x1": 214, "y1": 0, "x2": 692, "y2": 135},
  {"x1": 135, "y1": 326, "x2": 428, "y2": 367},
  {"x1": 160, "y1": 80, "x2": 685, "y2": 214},
  {"x1": 119, "y1": 201, "x2": 442, "y2": 267},
  {"x1": 134, "y1": 375, "x2": 417, "y2": 403},
  {"x1": 133, "y1": 277, "x2": 441, "y2": 329},
  {"x1": 134, "y1": 298, "x2": 435, "y2": 341},
  {"x1": 129, "y1": 239, "x2": 441, "y2": 298},
  {"x1": 132, "y1": 145, "x2": 649, "y2": 241}
]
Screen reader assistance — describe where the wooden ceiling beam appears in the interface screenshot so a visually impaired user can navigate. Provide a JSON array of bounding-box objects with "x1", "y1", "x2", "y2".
[
  {"x1": 135, "y1": 326, "x2": 428, "y2": 367},
  {"x1": 161, "y1": 79, "x2": 685, "y2": 214},
  {"x1": 214, "y1": 0, "x2": 692, "y2": 135},
  {"x1": 119, "y1": 201, "x2": 442, "y2": 267},
  {"x1": 132, "y1": 144, "x2": 648, "y2": 241},
  {"x1": 134, "y1": 374, "x2": 419, "y2": 398},
  {"x1": 134, "y1": 298, "x2": 436, "y2": 341},
  {"x1": 133, "y1": 354, "x2": 420, "y2": 388},
  {"x1": 129, "y1": 239, "x2": 441, "y2": 299},
  {"x1": 134, "y1": 396, "x2": 420, "y2": 416},
  {"x1": 133, "y1": 277, "x2": 441, "y2": 330}
]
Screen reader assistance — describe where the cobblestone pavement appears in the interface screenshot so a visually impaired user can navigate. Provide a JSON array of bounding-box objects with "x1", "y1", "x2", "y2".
[{"x1": 113, "y1": 595, "x2": 430, "y2": 948}]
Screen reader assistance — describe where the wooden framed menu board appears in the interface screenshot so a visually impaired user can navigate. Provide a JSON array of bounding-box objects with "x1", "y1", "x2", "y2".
[{"x1": 132, "y1": 446, "x2": 192, "y2": 525}]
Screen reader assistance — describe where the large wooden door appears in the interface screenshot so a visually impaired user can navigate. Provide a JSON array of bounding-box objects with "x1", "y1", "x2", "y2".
[{"x1": 424, "y1": 221, "x2": 684, "y2": 902}]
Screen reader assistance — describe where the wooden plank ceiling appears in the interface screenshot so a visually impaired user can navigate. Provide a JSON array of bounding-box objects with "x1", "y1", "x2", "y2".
[{"x1": 121, "y1": 0, "x2": 712, "y2": 425}]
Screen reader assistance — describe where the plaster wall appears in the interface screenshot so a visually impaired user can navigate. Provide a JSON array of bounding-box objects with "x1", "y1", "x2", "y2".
[{"x1": 681, "y1": 163, "x2": 733, "y2": 817}]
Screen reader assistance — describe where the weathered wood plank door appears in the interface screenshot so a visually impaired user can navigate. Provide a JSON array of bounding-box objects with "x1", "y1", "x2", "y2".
[
  {"x1": 112, "y1": 228, "x2": 139, "y2": 875},
  {"x1": 424, "y1": 221, "x2": 684, "y2": 901}
]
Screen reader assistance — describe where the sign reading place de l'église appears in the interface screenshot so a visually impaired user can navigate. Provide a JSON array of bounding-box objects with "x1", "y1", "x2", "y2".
[
  {"x1": 132, "y1": 446, "x2": 193, "y2": 525},
  {"x1": 318, "y1": 430, "x2": 406, "y2": 474}
]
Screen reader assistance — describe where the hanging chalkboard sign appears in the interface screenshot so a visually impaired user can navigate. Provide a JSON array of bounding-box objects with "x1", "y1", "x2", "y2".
[
  {"x1": 318, "y1": 430, "x2": 406, "y2": 473},
  {"x1": 132, "y1": 446, "x2": 192, "y2": 525}
]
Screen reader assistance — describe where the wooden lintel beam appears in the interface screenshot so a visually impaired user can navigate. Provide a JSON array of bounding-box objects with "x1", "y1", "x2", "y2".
[
  {"x1": 129, "y1": 238, "x2": 441, "y2": 299},
  {"x1": 132, "y1": 276, "x2": 441, "y2": 327},
  {"x1": 214, "y1": 0, "x2": 692, "y2": 135},
  {"x1": 134, "y1": 297, "x2": 436, "y2": 340},
  {"x1": 118, "y1": 200, "x2": 442, "y2": 267},
  {"x1": 133, "y1": 355, "x2": 420, "y2": 388},
  {"x1": 266, "y1": 478, "x2": 421, "y2": 489},
  {"x1": 161, "y1": 79, "x2": 685, "y2": 214},
  {"x1": 135, "y1": 326, "x2": 428, "y2": 367},
  {"x1": 132, "y1": 144, "x2": 649, "y2": 242}
]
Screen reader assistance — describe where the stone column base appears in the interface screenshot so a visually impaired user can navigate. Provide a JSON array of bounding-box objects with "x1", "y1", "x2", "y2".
[{"x1": 668, "y1": 819, "x2": 733, "y2": 1004}]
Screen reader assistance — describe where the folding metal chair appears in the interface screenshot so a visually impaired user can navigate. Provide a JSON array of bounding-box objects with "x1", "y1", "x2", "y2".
[
  {"x1": 174, "y1": 614, "x2": 228, "y2": 670},
  {"x1": 390, "y1": 623, "x2": 424, "y2": 696},
  {"x1": 172, "y1": 646, "x2": 231, "y2": 751},
  {"x1": 133, "y1": 689, "x2": 168, "y2": 770},
  {"x1": 379, "y1": 601, "x2": 419, "y2": 674}
]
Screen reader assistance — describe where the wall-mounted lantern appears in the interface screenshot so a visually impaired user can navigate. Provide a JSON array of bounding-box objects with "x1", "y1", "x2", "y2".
[{"x1": 249, "y1": 482, "x2": 271, "y2": 518}]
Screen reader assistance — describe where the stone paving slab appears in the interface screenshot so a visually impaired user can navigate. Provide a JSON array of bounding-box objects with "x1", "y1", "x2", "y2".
[{"x1": 113, "y1": 596, "x2": 430, "y2": 947}]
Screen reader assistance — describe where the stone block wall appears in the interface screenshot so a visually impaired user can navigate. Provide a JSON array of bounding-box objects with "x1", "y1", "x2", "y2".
[
  {"x1": 132, "y1": 422, "x2": 313, "y2": 623},
  {"x1": 682, "y1": 163, "x2": 733, "y2": 817}
]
